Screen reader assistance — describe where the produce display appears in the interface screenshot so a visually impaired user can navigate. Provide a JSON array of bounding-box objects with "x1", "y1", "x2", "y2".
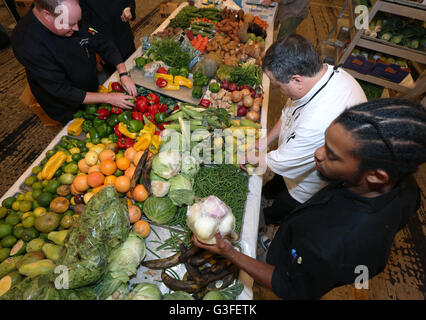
[{"x1": 0, "y1": 3, "x2": 272, "y2": 300}]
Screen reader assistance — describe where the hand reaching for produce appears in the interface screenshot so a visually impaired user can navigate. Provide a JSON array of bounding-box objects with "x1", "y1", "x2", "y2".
[
  {"x1": 193, "y1": 233, "x2": 234, "y2": 257},
  {"x1": 121, "y1": 7, "x2": 132, "y2": 22},
  {"x1": 107, "y1": 92, "x2": 135, "y2": 110},
  {"x1": 120, "y1": 75, "x2": 137, "y2": 97}
]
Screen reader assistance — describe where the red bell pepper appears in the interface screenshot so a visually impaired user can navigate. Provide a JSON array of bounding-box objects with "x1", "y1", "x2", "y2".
[
  {"x1": 173, "y1": 106, "x2": 180, "y2": 111},
  {"x1": 135, "y1": 97, "x2": 148, "y2": 113},
  {"x1": 146, "y1": 93, "x2": 159, "y2": 105},
  {"x1": 157, "y1": 67, "x2": 168, "y2": 74},
  {"x1": 148, "y1": 104, "x2": 160, "y2": 115},
  {"x1": 97, "y1": 108, "x2": 110, "y2": 119},
  {"x1": 156, "y1": 77, "x2": 168, "y2": 88},
  {"x1": 160, "y1": 104, "x2": 168, "y2": 113},
  {"x1": 124, "y1": 137, "x2": 135, "y2": 148},
  {"x1": 131, "y1": 111, "x2": 144, "y2": 121},
  {"x1": 111, "y1": 106, "x2": 123, "y2": 114},
  {"x1": 199, "y1": 99, "x2": 211, "y2": 108},
  {"x1": 114, "y1": 124, "x2": 123, "y2": 138},
  {"x1": 110, "y1": 82, "x2": 123, "y2": 92},
  {"x1": 117, "y1": 137, "x2": 126, "y2": 149},
  {"x1": 157, "y1": 123, "x2": 165, "y2": 131},
  {"x1": 143, "y1": 112, "x2": 155, "y2": 123}
]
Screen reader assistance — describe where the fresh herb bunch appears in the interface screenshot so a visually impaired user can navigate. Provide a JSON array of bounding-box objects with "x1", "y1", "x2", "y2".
[
  {"x1": 149, "y1": 39, "x2": 192, "y2": 69},
  {"x1": 230, "y1": 62, "x2": 263, "y2": 88},
  {"x1": 169, "y1": 6, "x2": 221, "y2": 29},
  {"x1": 193, "y1": 164, "x2": 249, "y2": 234}
]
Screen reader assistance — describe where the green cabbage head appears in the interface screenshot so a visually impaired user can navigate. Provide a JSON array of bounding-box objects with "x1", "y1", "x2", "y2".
[{"x1": 143, "y1": 196, "x2": 177, "y2": 224}]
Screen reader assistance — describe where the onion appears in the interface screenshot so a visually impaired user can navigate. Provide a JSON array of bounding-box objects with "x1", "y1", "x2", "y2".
[
  {"x1": 237, "y1": 106, "x2": 247, "y2": 116},
  {"x1": 243, "y1": 95, "x2": 254, "y2": 107},
  {"x1": 240, "y1": 88, "x2": 251, "y2": 97},
  {"x1": 251, "y1": 104, "x2": 260, "y2": 112},
  {"x1": 231, "y1": 90, "x2": 243, "y2": 103},
  {"x1": 253, "y1": 97, "x2": 263, "y2": 108},
  {"x1": 246, "y1": 111, "x2": 259, "y2": 122}
]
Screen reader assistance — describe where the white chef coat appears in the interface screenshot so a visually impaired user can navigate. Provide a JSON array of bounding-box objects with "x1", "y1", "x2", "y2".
[{"x1": 266, "y1": 64, "x2": 367, "y2": 203}]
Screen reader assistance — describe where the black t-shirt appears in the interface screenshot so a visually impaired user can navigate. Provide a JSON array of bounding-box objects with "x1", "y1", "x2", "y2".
[
  {"x1": 266, "y1": 175, "x2": 421, "y2": 300},
  {"x1": 80, "y1": 0, "x2": 136, "y2": 61},
  {"x1": 12, "y1": 10, "x2": 123, "y2": 124}
]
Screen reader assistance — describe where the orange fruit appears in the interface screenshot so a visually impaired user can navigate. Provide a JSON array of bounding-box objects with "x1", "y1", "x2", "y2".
[
  {"x1": 128, "y1": 205, "x2": 142, "y2": 224},
  {"x1": 125, "y1": 166, "x2": 136, "y2": 179},
  {"x1": 130, "y1": 184, "x2": 149, "y2": 202},
  {"x1": 70, "y1": 182, "x2": 83, "y2": 195},
  {"x1": 133, "y1": 220, "x2": 150, "y2": 238},
  {"x1": 100, "y1": 160, "x2": 117, "y2": 176},
  {"x1": 126, "y1": 198, "x2": 133, "y2": 207},
  {"x1": 114, "y1": 175, "x2": 131, "y2": 193},
  {"x1": 133, "y1": 151, "x2": 145, "y2": 166},
  {"x1": 73, "y1": 174, "x2": 89, "y2": 192},
  {"x1": 99, "y1": 149, "x2": 115, "y2": 162},
  {"x1": 78, "y1": 159, "x2": 90, "y2": 173},
  {"x1": 87, "y1": 172, "x2": 105, "y2": 188},
  {"x1": 104, "y1": 175, "x2": 117, "y2": 186},
  {"x1": 124, "y1": 147, "x2": 137, "y2": 163},
  {"x1": 88, "y1": 165, "x2": 101, "y2": 174},
  {"x1": 116, "y1": 157, "x2": 130, "y2": 171}
]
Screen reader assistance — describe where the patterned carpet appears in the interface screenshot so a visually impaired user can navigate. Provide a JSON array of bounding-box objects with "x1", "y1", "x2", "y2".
[{"x1": 0, "y1": 0, "x2": 424, "y2": 300}]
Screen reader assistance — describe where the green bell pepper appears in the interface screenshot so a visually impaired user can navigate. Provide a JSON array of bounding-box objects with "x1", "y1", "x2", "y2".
[
  {"x1": 106, "y1": 114, "x2": 119, "y2": 127},
  {"x1": 168, "y1": 67, "x2": 179, "y2": 76},
  {"x1": 117, "y1": 110, "x2": 132, "y2": 124},
  {"x1": 93, "y1": 117, "x2": 106, "y2": 128},
  {"x1": 89, "y1": 127, "x2": 100, "y2": 141},
  {"x1": 108, "y1": 133, "x2": 118, "y2": 143},
  {"x1": 81, "y1": 119, "x2": 93, "y2": 132},
  {"x1": 128, "y1": 120, "x2": 144, "y2": 133},
  {"x1": 154, "y1": 112, "x2": 166, "y2": 124},
  {"x1": 96, "y1": 123, "x2": 109, "y2": 138},
  {"x1": 85, "y1": 104, "x2": 98, "y2": 115},
  {"x1": 179, "y1": 67, "x2": 190, "y2": 78},
  {"x1": 98, "y1": 104, "x2": 111, "y2": 111},
  {"x1": 135, "y1": 56, "x2": 147, "y2": 70},
  {"x1": 192, "y1": 86, "x2": 203, "y2": 99},
  {"x1": 73, "y1": 110, "x2": 84, "y2": 119}
]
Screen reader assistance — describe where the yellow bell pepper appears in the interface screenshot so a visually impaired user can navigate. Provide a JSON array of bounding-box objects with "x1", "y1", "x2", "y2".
[
  {"x1": 154, "y1": 73, "x2": 174, "y2": 82},
  {"x1": 118, "y1": 122, "x2": 137, "y2": 140},
  {"x1": 134, "y1": 133, "x2": 152, "y2": 152},
  {"x1": 41, "y1": 151, "x2": 67, "y2": 180},
  {"x1": 98, "y1": 85, "x2": 109, "y2": 93},
  {"x1": 149, "y1": 135, "x2": 161, "y2": 154},
  {"x1": 174, "y1": 76, "x2": 193, "y2": 89},
  {"x1": 140, "y1": 122, "x2": 156, "y2": 136},
  {"x1": 163, "y1": 83, "x2": 180, "y2": 90},
  {"x1": 67, "y1": 118, "x2": 85, "y2": 136}
]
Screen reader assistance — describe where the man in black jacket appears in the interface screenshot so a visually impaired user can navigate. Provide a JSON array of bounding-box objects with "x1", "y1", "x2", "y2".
[
  {"x1": 12, "y1": 0, "x2": 137, "y2": 125},
  {"x1": 194, "y1": 98, "x2": 426, "y2": 299}
]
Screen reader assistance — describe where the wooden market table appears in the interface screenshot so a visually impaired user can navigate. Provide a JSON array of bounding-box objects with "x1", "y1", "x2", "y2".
[{"x1": 0, "y1": 1, "x2": 277, "y2": 300}]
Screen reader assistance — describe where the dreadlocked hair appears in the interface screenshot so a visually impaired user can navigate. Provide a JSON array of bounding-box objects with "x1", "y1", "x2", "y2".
[{"x1": 334, "y1": 98, "x2": 426, "y2": 182}]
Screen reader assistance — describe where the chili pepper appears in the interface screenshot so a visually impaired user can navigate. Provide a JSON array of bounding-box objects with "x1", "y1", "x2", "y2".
[
  {"x1": 124, "y1": 137, "x2": 135, "y2": 149},
  {"x1": 156, "y1": 77, "x2": 168, "y2": 88},
  {"x1": 160, "y1": 104, "x2": 168, "y2": 113},
  {"x1": 97, "y1": 108, "x2": 110, "y2": 120},
  {"x1": 131, "y1": 111, "x2": 144, "y2": 121},
  {"x1": 135, "y1": 97, "x2": 148, "y2": 113},
  {"x1": 146, "y1": 93, "x2": 159, "y2": 105},
  {"x1": 148, "y1": 104, "x2": 160, "y2": 115},
  {"x1": 114, "y1": 124, "x2": 123, "y2": 138},
  {"x1": 157, "y1": 67, "x2": 168, "y2": 74},
  {"x1": 111, "y1": 106, "x2": 123, "y2": 114},
  {"x1": 199, "y1": 99, "x2": 211, "y2": 108},
  {"x1": 154, "y1": 112, "x2": 166, "y2": 124},
  {"x1": 143, "y1": 112, "x2": 155, "y2": 123},
  {"x1": 110, "y1": 82, "x2": 123, "y2": 92}
]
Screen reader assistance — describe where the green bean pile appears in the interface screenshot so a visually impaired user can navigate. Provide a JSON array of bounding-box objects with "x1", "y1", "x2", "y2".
[{"x1": 193, "y1": 164, "x2": 249, "y2": 234}]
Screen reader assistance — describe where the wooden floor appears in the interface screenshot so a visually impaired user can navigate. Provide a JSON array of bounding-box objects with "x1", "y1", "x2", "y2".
[{"x1": 0, "y1": 0, "x2": 424, "y2": 300}]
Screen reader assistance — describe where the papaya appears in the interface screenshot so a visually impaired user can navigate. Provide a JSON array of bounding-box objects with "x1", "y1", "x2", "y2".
[
  {"x1": 18, "y1": 259, "x2": 56, "y2": 278},
  {"x1": 15, "y1": 251, "x2": 45, "y2": 270},
  {"x1": 26, "y1": 238, "x2": 45, "y2": 253},
  {"x1": 41, "y1": 243, "x2": 62, "y2": 262},
  {"x1": 0, "y1": 274, "x2": 12, "y2": 297},
  {"x1": 10, "y1": 240, "x2": 26, "y2": 256},
  {"x1": 0, "y1": 255, "x2": 23, "y2": 278},
  {"x1": 47, "y1": 230, "x2": 69, "y2": 246}
]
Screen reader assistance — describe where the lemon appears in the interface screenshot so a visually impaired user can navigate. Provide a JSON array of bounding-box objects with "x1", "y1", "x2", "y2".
[{"x1": 24, "y1": 191, "x2": 33, "y2": 202}]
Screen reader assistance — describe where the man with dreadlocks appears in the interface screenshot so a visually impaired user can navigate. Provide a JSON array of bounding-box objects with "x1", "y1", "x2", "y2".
[{"x1": 195, "y1": 98, "x2": 425, "y2": 299}]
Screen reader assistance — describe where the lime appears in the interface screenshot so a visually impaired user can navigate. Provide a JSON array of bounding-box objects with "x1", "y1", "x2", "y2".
[
  {"x1": 0, "y1": 247, "x2": 11, "y2": 262},
  {"x1": 32, "y1": 201, "x2": 40, "y2": 210},
  {"x1": 22, "y1": 216, "x2": 35, "y2": 229},
  {"x1": 32, "y1": 181, "x2": 43, "y2": 190},
  {"x1": 0, "y1": 207, "x2": 7, "y2": 219},
  {"x1": 19, "y1": 200, "x2": 33, "y2": 213},
  {"x1": 1, "y1": 197, "x2": 16, "y2": 209},
  {"x1": 71, "y1": 153, "x2": 81, "y2": 162},
  {"x1": 36, "y1": 192, "x2": 53, "y2": 207},
  {"x1": 24, "y1": 176, "x2": 38, "y2": 187},
  {"x1": 32, "y1": 189, "x2": 42, "y2": 200},
  {"x1": 16, "y1": 194, "x2": 25, "y2": 201},
  {"x1": 46, "y1": 180, "x2": 61, "y2": 194},
  {"x1": 32, "y1": 166, "x2": 42, "y2": 175},
  {"x1": 40, "y1": 158, "x2": 48, "y2": 166},
  {"x1": 0, "y1": 224, "x2": 13, "y2": 238},
  {"x1": 46, "y1": 149, "x2": 56, "y2": 159},
  {"x1": 12, "y1": 226, "x2": 25, "y2": 239},
  {"x1": 5, "y1": 214, "x2": 20, "y2": 226},
  {"x1": 1, "y1": 235, "x2": 17, "y2": 248},
  {"x1": 11, "y1": 201, "x2": 20, "y2": 212},
  {"x1": 64, "y1": 163, "x2": 78, "y2": 175},
  {"x1": 24, "y1": 191, "x2": 34, "y2": 202},
  {"x1": 22, "y1": 212, "x2": 33, "y2": 220}
]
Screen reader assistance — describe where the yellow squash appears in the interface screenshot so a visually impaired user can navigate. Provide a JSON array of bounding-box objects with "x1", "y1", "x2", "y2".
[{"x1": 41, "y1": 151, "x2": 67, "y2": 180}]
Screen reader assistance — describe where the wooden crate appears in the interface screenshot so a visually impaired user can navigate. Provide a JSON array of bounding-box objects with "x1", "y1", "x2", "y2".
[{"x1": 159, "y1": 2, "x2": 179, "y2": 18}]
